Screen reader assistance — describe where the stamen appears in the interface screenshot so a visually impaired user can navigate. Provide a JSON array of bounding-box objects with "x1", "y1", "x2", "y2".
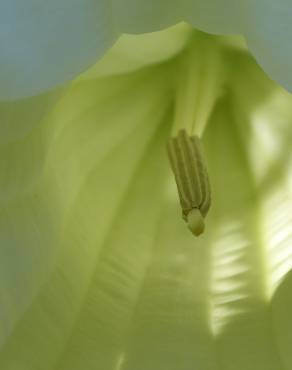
[
  {"x1": 167, "y1": 36, "x2": 221, "y2": 236},
  {"x1": 167, "y1": 129, "x2": 211, "y2": 236}
]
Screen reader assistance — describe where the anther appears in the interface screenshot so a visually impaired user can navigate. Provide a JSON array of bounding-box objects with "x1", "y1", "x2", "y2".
[{"x1": 167, "y1": 129, "x2": 211, "y2": 236}]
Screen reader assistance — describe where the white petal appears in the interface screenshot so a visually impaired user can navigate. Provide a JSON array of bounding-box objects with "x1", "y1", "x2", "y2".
[
  {"x1": 113, "y1": 0, "x2": 182, "y2": 33},
  {"x1": 0, "y1": 0, "x2": 116, "y2": 100},
  {"x1": 184, "y1": 0, "x2": 243, "y2": 34},
  {"x1": 245, "y1": 1, "x2": 292, "y2": 92},
  {"x1": 2, "y1": 0, "x2": 292, "y2": 101}
]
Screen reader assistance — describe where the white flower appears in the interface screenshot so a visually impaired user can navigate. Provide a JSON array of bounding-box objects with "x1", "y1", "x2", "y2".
[{"x1": 1, "y1": 22, "x2": 292, "y2": 370}]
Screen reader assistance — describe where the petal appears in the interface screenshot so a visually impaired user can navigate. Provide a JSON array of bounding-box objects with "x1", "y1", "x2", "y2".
[
  {"x1": 113, "y1": 0, "x2": 182, "y2": 33},
  {"x1": 113, "y1": 0, "x2": 242, "y2": 35},
  {"x1": 0, "y1": 63, "x2": 175, "y2": 368},
  {"x1": 187, "y1": 0, "x2": 292, "y2": 92},
  {"x1": 2, "y1": 0, "x2": 292, "y2": 102},
  {"x1": 184, "y1": 0, "x2": 244, "y2": 34},
  {"x1": 0, "y1": 0, "x2": 116, "y2": 100},
  {"x1": 0, "y1": 88, "x2": 63, "y2": 144},
  {"x1": 272, "y1": 270, "x2": 292, "y2": 370},
  {"x1": 79, "y1": 23, "x2": 192, "y2": 80},
  {"x1": 1, "y1": 34, "x2": 292, "y2": 370},
  {"x1": 245, "y1": 1, "x2": 292, "y2": 92}
]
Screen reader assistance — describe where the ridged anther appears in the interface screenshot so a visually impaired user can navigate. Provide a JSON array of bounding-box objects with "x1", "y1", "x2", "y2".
[{"x1": 167, "y1": 129, "x2": 211, "y2": 236}]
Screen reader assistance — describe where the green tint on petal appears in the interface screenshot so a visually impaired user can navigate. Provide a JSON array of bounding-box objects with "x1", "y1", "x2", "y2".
[
  {"x1": 1, "y1": 31, "x2": 292, "y2": 370},
  {"x1": 272, "y1": 270, "x2": 292, "y2": 369},
  {"x1": 229, "y1": 53, "x2": 292, "y2": 294},
  {"x1": 0, "y1": 1, "x2": 116, "y2": 100},
  {"x1": 0, "y1": 89, "x2": 63, "y2": 144},
  {"x1": 205, "y1": 99, "x2": 282, "y2": 370},
  {"x1": 79, "y1": 23, "x2": 192, "y2": 80},
  {"x1": 0, "y1": 66, "x2": 174, "y2": 369}
]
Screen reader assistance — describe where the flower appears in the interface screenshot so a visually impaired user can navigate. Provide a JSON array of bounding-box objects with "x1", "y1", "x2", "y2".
[
  {"x1": 1, "y1": 14, "x2": 292, "y2": 370},
  {"x1": 1, "y1": 0, "x2": 292, "y2": 100}
]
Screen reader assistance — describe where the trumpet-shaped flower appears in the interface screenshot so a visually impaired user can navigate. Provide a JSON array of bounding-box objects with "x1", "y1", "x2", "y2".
[{"x1": 1, "y1": 7, "x2": 292, "y2": 370}]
